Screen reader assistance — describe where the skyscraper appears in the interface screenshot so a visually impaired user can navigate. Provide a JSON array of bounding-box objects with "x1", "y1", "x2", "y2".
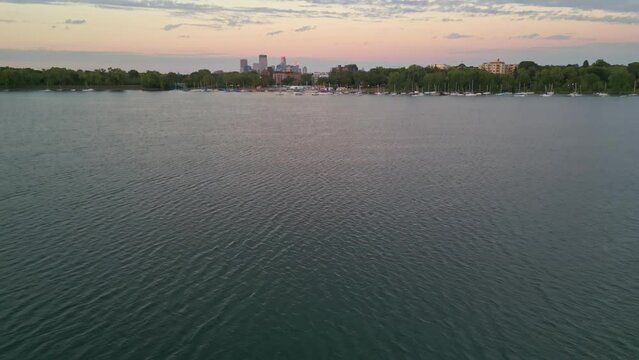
[
  {"x1": 276, "y1": 56, "x2": 287, "y2": 72},
  {"x1": 240, "y1": 59, "x2": 248, "y2": 73},
  {"x1": 259, "y1": 55, "x2": 268, "y2": 72}
]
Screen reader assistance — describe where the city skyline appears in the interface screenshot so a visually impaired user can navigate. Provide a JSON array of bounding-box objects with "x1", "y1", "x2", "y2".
[{"x1": 0, "y1": 0, "x2": 638, "y2": 72}]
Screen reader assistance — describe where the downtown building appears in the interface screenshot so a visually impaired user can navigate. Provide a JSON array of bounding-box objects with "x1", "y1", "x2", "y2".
[
  {"x1": 241, "y1": 54, "x2": 269, "y2": 73},
  {"x1": 240, "y1": 59, "x2": 251, "y2": 73},
  {"x1": 258, "y1": 55, "x2": 268, "y2": 72},
  {"x1": 479, "y1": 59, "x2": 518, "y2": 74}
]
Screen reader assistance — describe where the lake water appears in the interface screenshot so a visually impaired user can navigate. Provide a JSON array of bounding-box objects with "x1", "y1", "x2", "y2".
[{"x1": 1, "y1": 92, "x2": 638, "y2": 359}]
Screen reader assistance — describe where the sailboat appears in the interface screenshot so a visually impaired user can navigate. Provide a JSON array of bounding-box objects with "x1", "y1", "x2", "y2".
[
  {"x1": 82, "y1": 82, "x2": 95, "y2": 92},
  {"x1": 628, "y1": 80, "x2": 638, "y2": 96},
  {"x1": 465, "y1": 80, "x2": 479, "y2": 96},
  {"x1": 568, "y1": 83, "x2": 582, "y2": 97},
  {"x1": 514, "y1": 82, "x2": 527, "y2": 97},
  {"x1": 541, "y1": 84, "x2": 554, "y2": 97},
  {"x1": 595, "y1": 83, "x2": 609, "y2": 97}
]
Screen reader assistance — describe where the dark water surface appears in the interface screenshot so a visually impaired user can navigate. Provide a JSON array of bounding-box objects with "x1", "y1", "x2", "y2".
[{"x1": 1, "y1": 92, "x2": 638, "y2": 359}]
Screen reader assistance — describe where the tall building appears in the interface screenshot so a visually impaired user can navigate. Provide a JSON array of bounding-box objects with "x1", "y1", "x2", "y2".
[
  {"x1": 302, "y1": 66, "x2": 308, "y2": 74},
  {"x1": 240, "y1": 59, "x2": 249, "y2": 73},
  {"x1": 275, "y1": 56, "x2": 287, "y2": 72},
  {"x1": 259, "y1": 55, "x2": 268, "y2": 72},
  {"x1": 480, "y1": 59, "x2": 518, "y2": 74}
]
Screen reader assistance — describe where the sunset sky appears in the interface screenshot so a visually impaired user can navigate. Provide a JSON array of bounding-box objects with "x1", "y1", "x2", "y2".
[{"x1": 1, "y1": 0, "x2": 638, "y2": 72}]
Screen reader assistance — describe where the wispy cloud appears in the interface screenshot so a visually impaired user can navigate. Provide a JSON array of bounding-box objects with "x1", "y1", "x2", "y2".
[
  {"x1": 441, "y1": 18, "x2": 462, "y2": 22},
  {"x1": 446, "y1": 32, "x2": 472, "y2": 39},
  {"x1": 544, "y1": 34, "x2": 572, "y2": 40},
  {"x1": 178, "y1": 34, "x2": 190, "y2": 38},
  {"x1": 0, "y1": 18, "x2": 16, "y2": 23},
  {"x1": 163, "y1": 23, "x2": 183, "y2": 31},
  {"x1": 163, "y1": 23, "x2": 223, "y2": 31},
  {"x1": 64, "y1": 19, "x2": 86, "y2": 25},
  {"x1": 267, "y1": 30, "x2": 284, "y2": 36},
  {"x1": 0, "y1": 0, "x2": 637, "y2": 27},
  {"x1": 515, "y1": 33, "x2": 540, "y2": 39},
  {"x1": 294, "y1": 25, "x2": 317, "y2": 32}
]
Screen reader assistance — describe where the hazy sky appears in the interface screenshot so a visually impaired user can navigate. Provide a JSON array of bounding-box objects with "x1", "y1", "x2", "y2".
[{"x1": 1, "y1": 0, "x2": 638, "y2": 72}]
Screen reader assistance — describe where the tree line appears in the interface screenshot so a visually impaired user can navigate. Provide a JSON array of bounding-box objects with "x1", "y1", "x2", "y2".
[
  {"x1": 0, "y1": 67, "x2": 315, "y2": 90},
  {"x1": 1, "y1": 60, "x2": 638, "y2": 94},
  {"x1": 323, "y1": 60, "x2": 639, "y2": 94}
]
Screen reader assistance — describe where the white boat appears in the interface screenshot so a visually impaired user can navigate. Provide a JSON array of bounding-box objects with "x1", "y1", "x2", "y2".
[
  {"x1": 594, "y1": 92, "x2": 609, "y2": 97},
  {"x1": 569, "y1": 83, "x2": 582, "y2": 97},
  {"x1": 541, "y1": 84, "x2": 554, "y2": 97},
  {"x1": 82, "y1": 88, "x2": 95, "y2": 92},
  {"x1": 514, "y1": 82, "x2": 530, "y2": 97},
  {"x1": 465, "y1": 81, "x2": 477, "y2": 96}
]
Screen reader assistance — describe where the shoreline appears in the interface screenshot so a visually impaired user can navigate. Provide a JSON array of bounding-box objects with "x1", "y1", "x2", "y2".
[{"x1": 2, "y1": 87, "x2": 638, "y2": 97}]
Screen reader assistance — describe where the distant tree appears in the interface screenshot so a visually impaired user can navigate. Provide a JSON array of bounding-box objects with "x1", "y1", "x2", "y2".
[
  {"x1": 127, "y1": 69, "x2": 140, "y2": 82},
  {"x1": 281, "y1": 77, "x2": 296, "y2": 86},
  {"x1": 518, "y1": 61, "x2": 539, "y2": 70},
  {"x1": 141, "y1": 71, "x2": 163, "y2": 89},
  {"x1": 593, "y1": 59, "x2": 611, "y2": 67},
  {"x1": 300, "y1": 73, "x2": 313, "y2": 85},
  {"x1": 579, "y1": 73, "x2": 602, "y2": 93},
  {"x1": 107, "y1": 68, "x2": 127, "y2": 85},
  {"x1": 608, "y1": 68, "x2": 634, "y2": 94},
  {"x1": 582, "y1": 60, "x2": 590, "y2": 67}
]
